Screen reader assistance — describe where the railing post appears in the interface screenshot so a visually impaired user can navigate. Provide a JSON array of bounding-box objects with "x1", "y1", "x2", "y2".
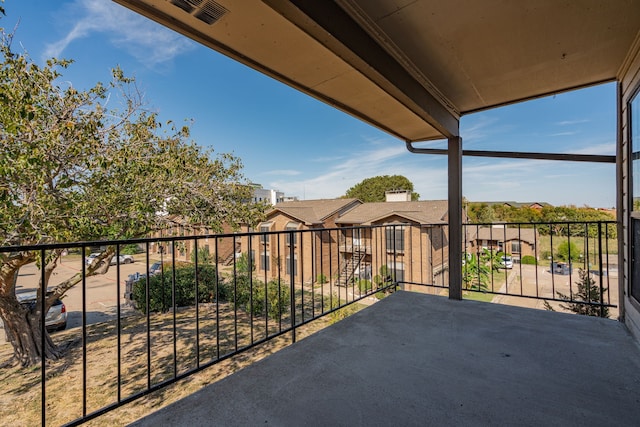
[
  {"x1": 290, "y1": 233, "x2": 296, "y2": 343},
  {"x1": 448, "y1": 136, "x2": 463, "y2": 300}
]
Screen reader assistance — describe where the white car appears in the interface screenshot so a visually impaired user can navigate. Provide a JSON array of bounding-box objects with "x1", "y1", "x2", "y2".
[
  {"x1": 85, "y1": 253, "x2": 134, "y2": 266},
  {"x1": 500, "y1": 256, "x2": 513, "y2": 269}
]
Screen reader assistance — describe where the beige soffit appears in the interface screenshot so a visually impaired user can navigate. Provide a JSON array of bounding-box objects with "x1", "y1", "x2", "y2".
[{"x1": 115, "y1": 0, "x2": 640, "y2": 141}]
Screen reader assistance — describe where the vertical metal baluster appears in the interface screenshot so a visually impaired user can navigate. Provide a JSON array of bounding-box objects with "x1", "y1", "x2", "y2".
[
  {"x1": 116, "y1": 244, "x2": 122, "y2": 402},
  {"x1": 40, "y1": 248, "x2": 47, "y2": 426},
  {"x1": 172, "y1": 241, "x2": 177, "y2": 377}
]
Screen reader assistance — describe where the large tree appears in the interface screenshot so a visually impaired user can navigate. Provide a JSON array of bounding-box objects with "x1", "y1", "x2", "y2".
[
  {"x1": 344, "y1": 175, "x2": 419, "y2": 202},
  {"x1": 0, "y1": 29, "x2": 264, "y2": 366}
]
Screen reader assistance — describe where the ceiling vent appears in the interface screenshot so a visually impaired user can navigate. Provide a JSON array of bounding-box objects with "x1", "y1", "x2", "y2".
[{"x1": 169, "y1": 0, "x2": 227, "y2": 25}]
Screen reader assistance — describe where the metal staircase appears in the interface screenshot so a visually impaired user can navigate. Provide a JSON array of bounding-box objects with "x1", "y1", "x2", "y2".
[{"x1": 337, "y1": 250, "x2": 366, "y2": 286}]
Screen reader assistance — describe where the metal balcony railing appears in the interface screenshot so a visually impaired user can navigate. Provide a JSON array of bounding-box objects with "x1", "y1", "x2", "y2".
[{"x1": 0, "y1": 220, "x2": 617, "y2": 425}]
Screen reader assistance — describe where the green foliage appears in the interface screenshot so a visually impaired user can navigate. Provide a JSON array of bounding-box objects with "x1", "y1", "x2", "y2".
[
  {"x1": 544, "y1": 269, "x2": 609, "y2": 318},
  {"x1": 555, "y1": 241, "x2": 581, "y2": 262},
  {"x1": 0, "y1": 7, "x2": 262, "y2": 365},
  {"x1": 465, "y1": 204, "x2": 616, "y2": 239},
  {"x1": 132, "y1": 265, "x2": 223, "y2": 313},
  {"x1": 378, "y1": 265, "x2": 390, "y2": 278},
  {"x1": 235, "y1": 252, "x2": 255, "y2": 274},
  {"x1": 344, "y1": 175, "x2": 419, "y2": 202},
  {"x1": 327, "y1": 293, "x2": 358, "y2": 324},
  {"x1": 357, "y1": 279, "x2": 372, "y2": 293},
  {"x1": 373, "y1": 275, "x2": 383, "y2": 286},
  {"x1": 521, "y1": 255, "x2": 537, "y2": 265},
  {"x1": 233, "y1": 275, "x2": 290, "y2": 320},
  {"x1": 120, "y1": 244, "x2": 142, "y2": 255},
  {"x1": 191, "y1": 246, "x2": 214, "y2": 265},
  {"x1": 316, "y1": 273, "x2": 328, "y2": 284},
  {"x1": 462, "y1": 249, "x2": 502, "y2": 291}
]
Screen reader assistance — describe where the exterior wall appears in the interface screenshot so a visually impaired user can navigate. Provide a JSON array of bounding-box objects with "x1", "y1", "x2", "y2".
[
  {"x1": 621, "y1": 32, "x2": 640, "y2": 339},
  {"x1": 249, "y1": 212, "x2": 342, "y2": 284},
  {"x1": 149, "y1": 223, "x2": 238, "y2": 264},
  {"x1": 476, "y1": 238, "x2": 536, "y2": 259}
]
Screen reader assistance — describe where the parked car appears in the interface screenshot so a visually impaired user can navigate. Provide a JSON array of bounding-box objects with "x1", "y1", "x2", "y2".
[
  {"x1": 85, "y1": 252, "x2": 103, "y2": 266},
  {"x1": 86, "y1": 253, "x2": 134, "y2": 266},
  {"x1": 500, "y1": 256, "x2": 513, "y2": 269},
  {"x1": 16, "y1": 290, "x2": 67, "y2": 332},
  {"x1": 149, "y1": 261, "x2": 163, "y2": 276},
  {"x1": 110, "y1": 254, "x2": 134, "y2": 265}
]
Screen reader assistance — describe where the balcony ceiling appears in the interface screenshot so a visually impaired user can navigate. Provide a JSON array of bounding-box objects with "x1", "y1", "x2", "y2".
[{"x1": 114, "y1": 0, "x2": 640, "y2": 142}]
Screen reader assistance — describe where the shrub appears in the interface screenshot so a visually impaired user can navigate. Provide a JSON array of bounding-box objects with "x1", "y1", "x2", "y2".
[
  {"x1": 233, "y1": 275, "x2": 290, "y2": 320},
  {"x1": 316, "y1": 273, "x2": 328, "y2": 284},
  {"x1": 373, "y1": 275, "x2": 383, "y2": 287},
  {"x1": 327, "y1": 293, "x2": 358, "y2": 324},
  {"x1": 521, "y1": 255, "x2": 537, "y2": 265},
  {"x1": 132, "y1": 265, "x2": 224, "y2": 313},
  {"x1": 555, "y1": 241, "x2": 581, "y2": 262},
  {"x1": 357, "y1": 279, "x2": 372, "y2": 293},
  {"x1": 190, "y1": 246, "x2": 215, "y2": 265}
]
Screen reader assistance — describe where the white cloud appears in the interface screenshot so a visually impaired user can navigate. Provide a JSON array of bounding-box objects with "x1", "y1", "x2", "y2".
[
  {"x1": 262, "y1": 169, "x2": 301, "y2": 176},
  {"x1": 556, "y1": 119, "x2": 589, "y2": 126},
  {"x1": 572, "y1": 142, "x2": 616, "y2": 155},
  {"x1": 549, "y1": 131, "x2": 579, "y2": 137},
  {"x1": 44, "y1": 0, "x2": 195, "y2": 66}
]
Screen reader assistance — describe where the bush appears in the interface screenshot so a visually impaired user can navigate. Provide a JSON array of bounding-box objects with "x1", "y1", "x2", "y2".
[
  {"x1": 132, "y1": 265, "x2": 224, "y2": 313},
  {"x1": 233, "y1": 275, "x2": 290, "y2": 320},
  {"x1": 357, "y1": 279, "x2": 372, "y2": 293},
  {"x1": 190, "y1": 246, "x2": 215, "y2": 265},
  {"x1": 316, "y1": 273, "x2": 328, "y2": 284},
  {"x1": 556, "y1": 241, "x2": 581, "y2": 262},
  {"x1": 521, "y1": 255, "x2": 537, "y2": 265},
  {"x1": 373, "y1": 275, "x2": 383, "y2": 287}
]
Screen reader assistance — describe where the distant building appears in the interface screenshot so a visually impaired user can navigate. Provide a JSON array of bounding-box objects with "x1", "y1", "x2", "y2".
[
  {"x1": 473, "y1": 201, "x2": 552, "y2": 210},
  {"x1": 250, "y1": 183, "x2": 285, "y2": 205}
]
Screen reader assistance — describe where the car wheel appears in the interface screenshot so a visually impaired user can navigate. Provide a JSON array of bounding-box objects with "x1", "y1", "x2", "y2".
[{"x1": 124, "y1": 259, "x2": 132, "y2": 264}]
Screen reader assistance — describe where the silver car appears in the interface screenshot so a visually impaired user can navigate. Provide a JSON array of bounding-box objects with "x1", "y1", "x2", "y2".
[{"x1": 16, "y1": 290, "x2": 68, "y2": 332}]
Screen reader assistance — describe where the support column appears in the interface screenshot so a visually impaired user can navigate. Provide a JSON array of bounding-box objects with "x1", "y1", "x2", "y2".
[{"x1": 448, "y1": 136, "x2": 463, "y2": 300}]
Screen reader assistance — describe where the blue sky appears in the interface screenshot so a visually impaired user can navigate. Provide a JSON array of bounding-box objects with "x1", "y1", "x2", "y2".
[{"x1": 3, "y1": 0, "x2": 617, "y2": 207}]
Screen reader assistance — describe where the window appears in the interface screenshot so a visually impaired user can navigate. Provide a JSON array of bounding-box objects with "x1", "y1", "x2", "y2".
[
  {"x1": 387, "y1": 262, "x2": 405, "y2": 283},
  {"x1": 511, "y1": 241, "x2": 521, "y2": 254},
  {"x1": 259, "y1": 223, "x2": 272, "y2": 244},
  {"x1": 286, "y1": 255, "x2": 297, "y2": 276},
  {"x1": 285, "y1": 222, "x2": 299, "y2": 245},
  {"x1": 386, "y1": 226, "x2": 405, "y2": 252},
  {"x1": 260, "y1": 251, "x2": 270, "y2": 271}
]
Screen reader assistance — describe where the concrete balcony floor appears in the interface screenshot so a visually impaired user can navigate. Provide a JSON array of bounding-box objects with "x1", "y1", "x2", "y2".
[{"x1": 131, "y1": 292, "x2": 640, "y2": 426}]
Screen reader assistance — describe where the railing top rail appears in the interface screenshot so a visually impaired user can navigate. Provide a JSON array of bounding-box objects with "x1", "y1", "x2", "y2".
[{"x1": 0, "y1": 220, "x2": 617, "y2": 253}]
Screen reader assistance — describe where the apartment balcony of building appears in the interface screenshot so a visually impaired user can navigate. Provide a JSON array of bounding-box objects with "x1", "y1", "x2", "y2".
[{"x1": 2, "y1": 221, "x2": 637, "y2": 426}]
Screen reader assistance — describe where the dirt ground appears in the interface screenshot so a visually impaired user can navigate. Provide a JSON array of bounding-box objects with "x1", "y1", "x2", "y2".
[{"x1": 0, "y1": 301, "x2": 360, "y2": 426}]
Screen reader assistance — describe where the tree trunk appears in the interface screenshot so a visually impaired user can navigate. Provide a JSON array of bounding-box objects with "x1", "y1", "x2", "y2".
[{"x1": 0, "y1": 301, "x2": 62, "y2": 367}]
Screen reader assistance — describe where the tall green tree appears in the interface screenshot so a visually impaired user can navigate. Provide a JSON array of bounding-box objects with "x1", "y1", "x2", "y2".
[
  {"x1": 344, "y1": 175, "x2": 419, "y2": 202},
  {"x1": 0, "y1": 29, "x2": 264, "y2": 366}
]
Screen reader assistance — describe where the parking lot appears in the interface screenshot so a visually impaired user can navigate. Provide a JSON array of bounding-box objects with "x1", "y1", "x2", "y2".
[{"x1": 2, "y1": 254, "x2": 155, "y2": 343}]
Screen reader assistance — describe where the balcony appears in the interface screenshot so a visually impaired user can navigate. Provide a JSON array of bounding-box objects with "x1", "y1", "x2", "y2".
[
  {"x1": 131, "y1": 291, "x2": 640, "y2": 426},
  {"x1": 0, "y1": 221, "x2": 635, "y2": 426}
]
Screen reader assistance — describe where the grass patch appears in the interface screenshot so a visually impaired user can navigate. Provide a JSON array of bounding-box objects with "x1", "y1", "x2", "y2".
[{"x1": 463, "y1": 291, "x2": 495, "y2": 303}]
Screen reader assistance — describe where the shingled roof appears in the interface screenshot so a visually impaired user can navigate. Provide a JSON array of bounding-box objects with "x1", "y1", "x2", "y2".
[
  {"x1": 473, "y1": 226, "x2": 538, "y2": 244},
  {"x1": 268, "y1": 198, "x2": 361, "y2": 225},
  {"x1": 335, "y1": 200, "x2": 448, "y2": 226}
]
